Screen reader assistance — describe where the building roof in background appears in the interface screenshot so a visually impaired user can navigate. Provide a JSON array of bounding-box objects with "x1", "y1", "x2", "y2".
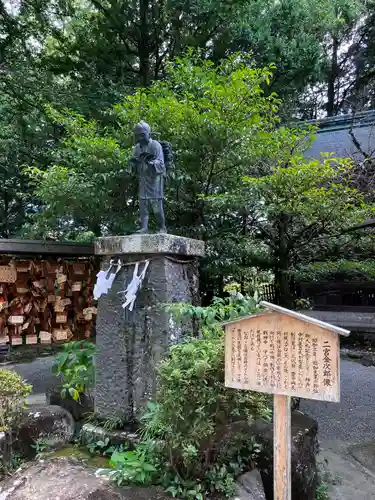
[
  {"x1": 344, "y1": 219, "x2": 375, "y2": 232},
  {"x1": 299, "y1": 110, "x2": 375, "y2": 134}
]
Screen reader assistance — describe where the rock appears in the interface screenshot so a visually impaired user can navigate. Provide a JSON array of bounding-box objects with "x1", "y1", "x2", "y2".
[
  {"x1": 46, "y1": 385, "x2": 94, "y2": 421},
  {"x1": 205, "y1": 411, "x2": 318, "y2": 500},
  {"x1": 361, "y1": 355, "x2": 374, "y2": 367},
  {"x1": 254, "y1": 411, "x2": 318, "y2": 500},
  {"x1": 0, "y1": 457, "x2": 171, "y2": 500},
  {"x1": 17, "y1": 404, "x2": 75, "y2": 457},
  {"x1": 347, "y1": 351, "x2": 362, "y2": 360},
  {"x1": 235, "y1": 469, "x2": 266, "y2": 499}
]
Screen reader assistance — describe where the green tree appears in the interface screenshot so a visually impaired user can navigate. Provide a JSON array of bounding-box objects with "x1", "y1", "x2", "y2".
[
  {"x1": 208, "y1": 149, "x2": 373, "y2": 306},
  {"x1": 27, "y1": 54, "x2": 373, "y2": 300},
  {"x1": 26, "y1": 54, "x2": 279, "y2": 241}
]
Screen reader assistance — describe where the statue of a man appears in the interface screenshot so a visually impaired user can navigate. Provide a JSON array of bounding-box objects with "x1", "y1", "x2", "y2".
[{"x1": 130, "y1": 121, "x2": 167, "y2": 234}]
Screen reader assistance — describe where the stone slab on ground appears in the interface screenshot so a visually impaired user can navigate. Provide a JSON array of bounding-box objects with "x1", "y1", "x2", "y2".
[
  {"x1": 318, "y1": 440, "x2": 375, "y2": 499},
  {"x1": 26, "y1": 393, "x2": 47, "y2": 405},
  {"x1": 81, "y1": 423, "x2": 139, "y2": 449},
  {"x1": 0, "y1": 457, "x2": 172, "y2": 500},
  {"x1": 349, "y1": 441, "x2": 375, "y2": 476}
]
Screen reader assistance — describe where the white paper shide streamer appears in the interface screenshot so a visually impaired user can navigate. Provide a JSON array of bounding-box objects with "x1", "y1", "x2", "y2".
[
  {"x1": 117, "y1": 260, "x2": 149, "y2": 311},
  {"x1": 93, "y1": 259, "x2": 122, "y2": 300},
  {"x1": 93, "y1": 259, "x2": 150, "y2": 312}
]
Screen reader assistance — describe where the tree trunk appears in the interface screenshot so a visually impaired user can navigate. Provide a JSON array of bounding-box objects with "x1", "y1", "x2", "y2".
[
  {"x1": 274, "y1": 214, "x2": 294, "y2": 309},
  {"x1": 327, "y1": 35, "x2": 339, "y2": 117},
  {"x1": 139, "y1": 0, "x2": 150, "y2": 87}
]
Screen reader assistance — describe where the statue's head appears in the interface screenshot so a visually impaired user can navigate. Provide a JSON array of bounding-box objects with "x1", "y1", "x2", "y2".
[{"x1": 134, "y1": 121, "x2": 151, "y2": 146}]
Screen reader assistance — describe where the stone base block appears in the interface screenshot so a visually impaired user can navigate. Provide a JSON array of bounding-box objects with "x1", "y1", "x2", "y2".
[{"x1": 81, "y1": 423, "x2": 139, "y2": 450}]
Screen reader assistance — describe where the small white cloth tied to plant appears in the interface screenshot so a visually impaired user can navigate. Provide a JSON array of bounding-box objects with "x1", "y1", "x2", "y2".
[
  {"x1": 93, "y1": 259, "x2": 122, "y2": 300},
  {"x1": 117, "y1": 260, "x2": 150, "y2": 311}
]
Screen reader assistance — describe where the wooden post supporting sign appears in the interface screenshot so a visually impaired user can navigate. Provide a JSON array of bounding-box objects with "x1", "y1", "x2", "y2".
[
  {"x1": 223, "y1": 301, "x2": 350, "y2": 500},
  {"x1": 274, "y1": 394, "x2": 291, "y2": 500}
]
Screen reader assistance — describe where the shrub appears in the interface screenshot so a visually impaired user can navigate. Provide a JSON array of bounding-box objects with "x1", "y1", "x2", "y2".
[
  {"x1": 140, "y1": 296, "x2": 271, "y2": 497},
  {"x1": 145, "y1": 335, "x2": 270, "y2": 466},
  {"x1": 52, "y1": 340, "x2": 95, "y2": 401},
  {"x1": 96, "y1": 296, "x2": 273, "y2": 498},
  {"x1": 0, "y1": 369, "x2": 32, "y2": 475},
  {"x1": 0, "y1": 369, "x2": 32, "y2": 432}
]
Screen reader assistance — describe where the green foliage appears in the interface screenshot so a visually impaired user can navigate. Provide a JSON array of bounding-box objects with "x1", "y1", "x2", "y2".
[
  {"x1": 295, "y1": 259, "x2": 375, "y2": 282},
  {"x1": 27, "y1": 53, "x2": 280, "y2": 239},
  {"x1": 316, "y1": 464, "x2": 336, "y2": 500},
  {"x1": 96, "y1": 296, "x2": 269, "y2": 498},
  {"x1": 52, "y1": 340, "x2": 95, "y2": 401},
  {"x1": 141, "y1": 297, "x2": 269, "y2": 498},
  {"x1": 316, "y1": 480, "x2": 329, "y2": 500},
  {"x1": 0, "y1": 369, "x2": 32, "y2": 432},
  {"x1": 294, "y1": 298, "x2": 313, "y2": 310},
  {"x1": 167, "y1": 294, "x2": 259, "y2": 336},
  {"x1": 84, "y1": 435, "x2": 125, "y2": 457},
  {"x1": 239, "y1": 154, "x2": 367, "y2": 241},
  {"x1": 1, "y1": 0, "x2": 374, "y2": 242},
  {"x1": 207, "y1": 134, "x2": 374, "y2": 304},
  {"x1": 96, "y1": 447, "x2": 158, "y2": 487},
  {"x1": 143, "y1": 334, "x2": 270, "y2": 471},
  {"x1": 31, "y1": 439, "x2": 49, "y2": 457},
  {"x1": 0, "y1": 369, "x2": 32, "y2": 476}
]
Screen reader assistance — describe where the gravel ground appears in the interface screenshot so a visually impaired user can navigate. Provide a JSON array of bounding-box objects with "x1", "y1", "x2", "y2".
[
  {"x1": 3, "y1": 356, "x2": 58, "y2": 394},
  {"x1": 301, "y1": 358, "x2": 375, "y2": 442}
]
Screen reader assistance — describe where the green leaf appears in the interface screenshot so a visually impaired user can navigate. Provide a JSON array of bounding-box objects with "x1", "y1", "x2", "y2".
[{"x1": 68, "y1": 387, "x2": 80, "y2": 401}]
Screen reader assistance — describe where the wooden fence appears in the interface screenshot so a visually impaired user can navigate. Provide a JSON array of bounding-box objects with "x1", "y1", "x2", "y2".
[
  {"x1": 260, "y1": 280, "x2": 375, "y2": 312},
  {"x1": 260, "y1": 283, "x2": 281, "y2": 304},
  {"x1": 298, "y1": 281, "x2": 375, "y2": 312}
]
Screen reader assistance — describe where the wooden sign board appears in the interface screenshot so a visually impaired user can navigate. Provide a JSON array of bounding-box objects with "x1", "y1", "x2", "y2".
[
  {"x1": 224, "y1": 311, "x2": 340, "y2": 402},
  {"x1": 15, "y1": 261, "x2": 30, "y2": 273},
  {"x1": 0, "y1": 301, "x2": 9, "y2": 312},
  {"x1": 223, "y1": 301, "x2": 350, "y2": 500},
  {"x1": 72, "y1": 282, "x2": 82, "y2": 292},
  {"x1": 8, "y1": 315, "x2": 24, "y2": 325},
  {"x1": 26, "y1": 335, "x2": 38, "y2": 345},
  {"x1": 54, "y1": 300, "x2": 65, "y2": 312},
  {"x1": 11, "y1": 336, "x2": 22, "y2": 346},
  {"x1": 52, "y1": 329, "x2": 68, "y2": 341},
  {"x1": 0, "y1": 266, "x2": 17, "y2": 284},
  {"x1": 73, "y1": 263, "x2": 86, "y2": 275},
  {"x1": 56, "y1": 312, "x2": 68, "y2": 324},
  {"x1": 40, "y1": 331, "x2": 52, "y2": 344},
  {"x1": 57, "y1": 274, "x2": 67, "y2": 284}
]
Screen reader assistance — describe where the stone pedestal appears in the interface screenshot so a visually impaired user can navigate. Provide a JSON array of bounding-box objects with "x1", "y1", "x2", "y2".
[{"x1": 94, "y1": 234, "x2": 205, "y2": 423}]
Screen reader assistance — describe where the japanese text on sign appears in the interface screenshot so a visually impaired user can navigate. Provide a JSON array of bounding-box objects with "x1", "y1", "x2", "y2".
[{"x1": 225, "y1": 314, "x2": 340, "y2": 402}]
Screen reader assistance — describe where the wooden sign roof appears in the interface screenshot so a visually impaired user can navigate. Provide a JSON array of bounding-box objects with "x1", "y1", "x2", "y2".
[{"x1": 221, "y1": 301, "x2": 350, "y2": 337}]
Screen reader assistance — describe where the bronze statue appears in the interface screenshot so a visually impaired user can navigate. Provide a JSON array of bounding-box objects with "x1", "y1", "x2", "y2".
[{"x1": 130, "y1": 121, "x2": 167, "y2": 234}]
